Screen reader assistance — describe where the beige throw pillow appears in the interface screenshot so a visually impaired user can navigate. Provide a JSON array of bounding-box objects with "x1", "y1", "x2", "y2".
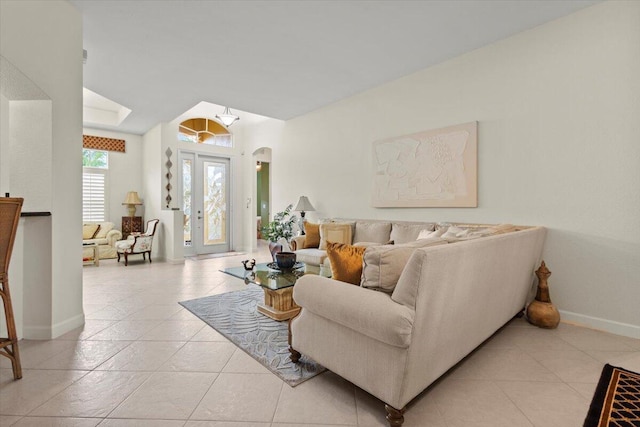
[
  {"x1": 82, "y1": 224, "x2": 100, "y2": 239},
  {"x1": 94, "y1": 222, "x2": 115, "y2": 239},
  {"x1": 319, "y1": 223, "x2": 353, "y2": 250},
  {"x1": 390, "y1": 222, "x2": 436, "y2": 244},
  {"x1": 417, "y1": 228, "x2": 446, "y2": 240},
  {"x1": 353, "y1": 221, "x2": 391, "y2": 244},
  {"x1": 361, "y1": 237, "x2": 447, "y2": 293}
]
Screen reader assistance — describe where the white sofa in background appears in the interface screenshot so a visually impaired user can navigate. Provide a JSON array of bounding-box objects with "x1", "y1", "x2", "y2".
[
  {"x1": 82, "y1": 222, "x2": 122, "y2": 259},
  {"x1": 290, "y1": 224, "x2": 546, "y2": 426}
]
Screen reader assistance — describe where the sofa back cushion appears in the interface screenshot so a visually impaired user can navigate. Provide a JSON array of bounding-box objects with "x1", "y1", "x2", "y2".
[
  {"x1": 82, "y1": 224, "x2": 101, "y2": 239},
  {"x1": 390, "y1": 222, "x2": 436, "y2": 244},
  {"x1": 319, "y1": 222, "x2": 353, "y2": 250},
  {"x1": 353, "y1": 221, "x2": 392, "y2": 244},
  {"x1": 303, "y1": 222, "x2": 321, "y2": 248},
  {"x1": 361, "y1": 237, "x2": 447, "y2": 293},
  {"x1": 326, "y1": 242, "x2": 367, "y2": 285},
  {"x1": 94, "y1": 222, "x2": 115, "y2": 239}
]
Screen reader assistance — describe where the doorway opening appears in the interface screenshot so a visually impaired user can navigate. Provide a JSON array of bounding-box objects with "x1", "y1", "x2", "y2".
[{"x1": 254, "y1": 147, "x2": 272, "y2": 246}]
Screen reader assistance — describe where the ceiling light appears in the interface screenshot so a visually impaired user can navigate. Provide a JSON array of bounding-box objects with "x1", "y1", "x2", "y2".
[{"x1": 216, "y1": 106, "x2": 239, "y2": 127}]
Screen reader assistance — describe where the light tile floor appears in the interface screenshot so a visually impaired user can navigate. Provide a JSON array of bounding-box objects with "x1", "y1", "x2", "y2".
[{"x1": 2, "y1": 243, "x2": 640, "y2": 427}]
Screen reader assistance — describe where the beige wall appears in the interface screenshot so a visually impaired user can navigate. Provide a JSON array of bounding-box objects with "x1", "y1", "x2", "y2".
[{"x1": 276, "y1": 1, "x2": 640, "y2": 336}]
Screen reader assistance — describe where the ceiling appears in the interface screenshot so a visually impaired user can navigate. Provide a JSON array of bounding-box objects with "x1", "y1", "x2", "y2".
[{"x1": 71, "y1": 0, "x2": 599, "y2": 135}]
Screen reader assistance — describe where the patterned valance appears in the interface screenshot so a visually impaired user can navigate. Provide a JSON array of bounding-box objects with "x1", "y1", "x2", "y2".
[{"x1": 83, "y1": 135, "x2": 126, "y2": 153}]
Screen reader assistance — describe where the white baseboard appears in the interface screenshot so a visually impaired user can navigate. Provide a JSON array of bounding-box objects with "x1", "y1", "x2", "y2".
[
  {"x1": 24, "y1": 313, "x2": 86, "y2": 340},
  {"x1": 23, "y1": 325, "x2": 53, "y2": 340},
  {"x1": 559, "y1": 310, "x2": 640, "y2": 339},
  {"x1": 52, "y1": 313, "x2": 85, "y2": 339}
]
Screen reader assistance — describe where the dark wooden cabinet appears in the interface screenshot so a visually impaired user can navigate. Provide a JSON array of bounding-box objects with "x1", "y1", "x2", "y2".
[{"x1": 122, "y1": 216, "x2": 143, "y2": 239}]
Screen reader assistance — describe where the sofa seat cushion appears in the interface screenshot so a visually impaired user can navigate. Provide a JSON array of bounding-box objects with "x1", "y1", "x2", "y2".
[
  {"x1": 295, "y1": 248, "x2": 328, "y2": 266},
  {"x1": 353, "y1": 221, "x2": 391, "y2": 244},
  {"x1": 115, "y1": 240, "x2": 133, "y2": 250},
  {"x1": 83, "y1": 238, "x2": 109, "y2": 245},
  {"x1": 361, "y1": 237, "x2": 448, "y2": 293},
  {"x1": 294, "y1": 275, "x2": 414, "y2": 348}
]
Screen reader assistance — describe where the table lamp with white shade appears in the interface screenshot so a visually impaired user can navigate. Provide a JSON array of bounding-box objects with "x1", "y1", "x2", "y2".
[{"x1": 294, "y1": 196, "x2": 315, "y2": 235}]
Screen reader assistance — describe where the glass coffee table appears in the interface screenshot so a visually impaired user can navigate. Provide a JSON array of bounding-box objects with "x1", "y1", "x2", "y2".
[{"x1": 223, "y1": 262, "x2": 331, "y2": 321}]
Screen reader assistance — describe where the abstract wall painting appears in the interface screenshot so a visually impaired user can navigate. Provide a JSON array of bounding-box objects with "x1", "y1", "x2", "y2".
[{"x1": 372, "y1": 121, "x2": 477, "y2": 208}]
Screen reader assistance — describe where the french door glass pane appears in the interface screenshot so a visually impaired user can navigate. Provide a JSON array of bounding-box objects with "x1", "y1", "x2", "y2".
[
  {"x1": 182, "y1": 159, "x2": 192, "y2": 246},
  {"x1": 203, "y1": 161, "x2": 226, "y2": 245}
]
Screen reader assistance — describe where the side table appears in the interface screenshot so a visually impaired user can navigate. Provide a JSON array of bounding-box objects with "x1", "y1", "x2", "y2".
[
  {"x1": 82, "y1": 243, "x2": 99, "y2": 266},
  {"x1": 122, "y1": 216, "x2": 143, "y2": 239}
]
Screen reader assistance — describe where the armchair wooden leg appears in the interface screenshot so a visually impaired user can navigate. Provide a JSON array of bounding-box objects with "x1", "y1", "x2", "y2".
[
  {"x1": 148, "y1": 251, "x2": 152, "y2": 263},
  {"x1": 142, "y1": 252, "x2": 146, "y2": 260},
  {"x1": 124, "y1": 252, "x2": 128, "y2": 266},
  {"x1": 385, "y1": 404, "x2": 405, "y2": 427},
  {"x1": 289, "y1": 346, "x2": 301, "y2": 363},
  {"x1": 117, "y1": 252, "x2": 121, "y2": 262},
  {"x1": 288, "y1": 311, "x2": 301, "y2": 363}
]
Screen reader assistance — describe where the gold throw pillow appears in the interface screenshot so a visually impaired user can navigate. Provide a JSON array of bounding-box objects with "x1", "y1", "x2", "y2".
[
  {"x1": 326, "y1": 241, "x2": 366, "y2": 286},
  {"x1": 303, "y1": 222, "x2": 321, "y2": 248}
]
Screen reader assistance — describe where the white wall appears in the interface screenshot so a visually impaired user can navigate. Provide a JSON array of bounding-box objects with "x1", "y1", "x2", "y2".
[
  {"x1": 0, "y1": 94, "x2": 9, "y2": 195},
  {"x1": 10, "y1": 101, "x2": 52, "y2": 212},
  {"x1": 83, "y1": 127, "x2": 144, "y2": 224},
  {"x1": 276, "y1": 2, "x2": 640, "y2": 337},
  {"x1": 141, "y1": 124, "x2": 167, "y2": 259},
  {"x1": 1, "y1": 0, "x2": 83, "y2": 337}
]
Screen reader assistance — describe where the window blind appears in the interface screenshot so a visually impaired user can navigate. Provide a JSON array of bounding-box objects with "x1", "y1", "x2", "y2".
[{"x1": 83, "y1": 168, "x2": 107, "y2": 222}]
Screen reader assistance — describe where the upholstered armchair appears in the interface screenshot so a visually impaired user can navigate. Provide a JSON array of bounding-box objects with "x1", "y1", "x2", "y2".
[{"x1": 116, "y1": 219, "x2": 159, "y2": 266}]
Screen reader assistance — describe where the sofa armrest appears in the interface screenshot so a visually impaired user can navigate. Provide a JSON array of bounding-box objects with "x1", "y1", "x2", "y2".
[
  {"x1": 293, "y1": 275, "x2": 414, "y2": 348},
  {"x1": 291, "y1": 235, "x2": 306, "y2": 251},
  {"x1": 106, "y1": 229, "x2": 122, "y2": 247}
]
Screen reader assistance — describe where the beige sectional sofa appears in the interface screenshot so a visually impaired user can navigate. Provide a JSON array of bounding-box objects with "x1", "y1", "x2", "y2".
[{"x1": 289, "y1": 220, "x2": 546, "y2": 426}]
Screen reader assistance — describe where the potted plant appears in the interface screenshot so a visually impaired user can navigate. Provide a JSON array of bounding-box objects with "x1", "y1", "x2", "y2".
[{"x1": 262, "y1": 204, "x2": 298, "y2": 261}]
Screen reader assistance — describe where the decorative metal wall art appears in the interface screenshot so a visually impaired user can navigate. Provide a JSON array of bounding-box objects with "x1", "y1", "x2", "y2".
[{"x1": 165, "y1": 148, "x2": 173, "y2": 208}]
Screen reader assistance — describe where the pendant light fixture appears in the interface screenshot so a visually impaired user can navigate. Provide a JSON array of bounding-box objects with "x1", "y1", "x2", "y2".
[{"x1": 216, "y1": 106, "x2": 239, "y2": 127}]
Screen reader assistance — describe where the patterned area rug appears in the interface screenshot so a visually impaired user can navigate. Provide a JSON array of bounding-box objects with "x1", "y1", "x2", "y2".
[
  {"x1": 584, "y1": 364, "x2": 640, "y2": 426},
  {"x1": 179, "y1": 285, "x2": 325, "y2": 387}
]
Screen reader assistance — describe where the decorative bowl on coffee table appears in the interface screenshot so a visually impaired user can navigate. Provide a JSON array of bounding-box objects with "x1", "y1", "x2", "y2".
[{"x1": 275, "y1": 251, "x2": 297, "y2": 269}]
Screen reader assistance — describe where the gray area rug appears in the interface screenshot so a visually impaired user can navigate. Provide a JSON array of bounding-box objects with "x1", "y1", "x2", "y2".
[{"x1": 179, "y1": 285, "x2": 325, "y2": 387}]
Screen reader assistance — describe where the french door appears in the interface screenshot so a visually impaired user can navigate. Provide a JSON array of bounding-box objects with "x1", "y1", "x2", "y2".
[{"x1": 180, "y1": 152, "x2": 231, "y2": 255}]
